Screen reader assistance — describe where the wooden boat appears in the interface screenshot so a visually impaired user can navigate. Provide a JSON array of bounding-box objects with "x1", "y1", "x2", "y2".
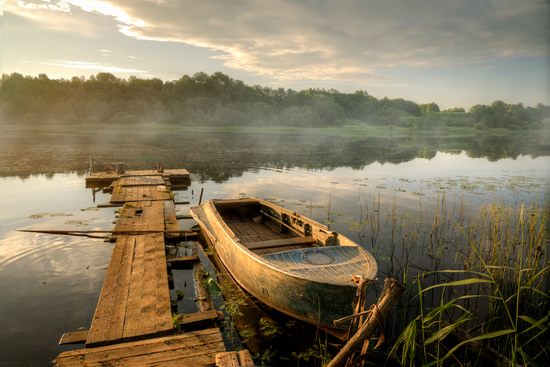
[{"x1": 190, "y1": 197, "x2": 377, "y2": 337}]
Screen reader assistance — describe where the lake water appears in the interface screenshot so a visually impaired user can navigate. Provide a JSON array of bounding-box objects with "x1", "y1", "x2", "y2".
[{"x1": 0, "y1": 129, "x2": 548, "y2": 366}]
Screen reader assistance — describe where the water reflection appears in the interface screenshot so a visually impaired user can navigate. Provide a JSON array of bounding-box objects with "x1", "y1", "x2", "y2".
[{"x1": 1, "y1": 129, "x2": 549, "y2": 180}]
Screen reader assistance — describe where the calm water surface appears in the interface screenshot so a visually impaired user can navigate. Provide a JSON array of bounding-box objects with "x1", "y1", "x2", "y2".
[{"x1": 0, "y1": 134, "x2": 548, "y2": 366}]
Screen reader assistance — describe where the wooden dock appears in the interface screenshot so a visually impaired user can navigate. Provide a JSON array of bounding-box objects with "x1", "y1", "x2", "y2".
[
  {"x1": 54, "y1": 167, "x2": 251, "y2": 367},
  {"x1": 86, "y1": 168, "x2": 190, "y2": 188}
]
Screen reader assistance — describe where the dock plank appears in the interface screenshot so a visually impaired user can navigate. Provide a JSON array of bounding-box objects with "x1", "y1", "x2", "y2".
[
  {"x1": 216, "y1": 350, "x2": 255, "y2": 367},
  {"x1": 154, "y1": 234, "x2": 173, "y2": 332},
  {"x1": 86, "y1": 233, "x2": 172, "y2": 346},
  {"x1": 59, "y1": 329, "x2": 88, "y2": 345},
  {"x1": 123, "y1": 235, "x2": 145, "y2": 337},
  {"x1": 119, "y1": 175, "x2": 166, "y2": 187},
  {"x1": 54, "y1": 329, "x2": 225, "y2": 367},
  {"x1": 176, "y1": 309, "x2": 221, "y2": 326},
  {"x1": 85, "y1": 234, "x2": 126, "y2": 344},
  {"x1": 112, "y1": 201, "x2": 165, "y2": 239},
  {"x1": 111, "y1": 185, "x2": 171, "y2": 203},
  {"x1": 86, "y1": 168, "x2": 190, "y2": 189},
  {"x1": 105, "y1": 235, "x2": 135, "y2": 341},
  {"x1": 163, "y1": 200, "x2": 180, "y2": 238}
]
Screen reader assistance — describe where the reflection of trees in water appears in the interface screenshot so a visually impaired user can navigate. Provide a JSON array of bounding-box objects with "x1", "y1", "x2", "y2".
[
  {"x1": 1, "y1": 131, "x2": 548, "y2": 180},
  {"x1": 466, "y1": 135, "x2": 547, "y2": 161}
]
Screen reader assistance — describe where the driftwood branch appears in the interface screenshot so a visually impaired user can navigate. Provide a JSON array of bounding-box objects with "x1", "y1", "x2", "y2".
[
  {"x1": 326, "y1": 277, "x2": 405, "y2": 367},
  {"x1": 333, "y1": 310, "x2": 372, "y2": 325}
]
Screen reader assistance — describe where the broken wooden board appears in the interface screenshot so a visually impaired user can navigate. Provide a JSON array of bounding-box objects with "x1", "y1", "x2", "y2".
[
  {"x1": 54, "y1": 328, "x2": 226, "y2": 367},
  {"x1": 215, "y1": 350, "x2": 255, "y2": 367},
  {"x1": 86, "y1": 233, "x2": 173, "y2": 346},
  {"x1": 59, "y1": 329, "x2": 88, "y2": 345},
  {"x1": 176, "y1": 309, "x2": 222, "y2": 327}
]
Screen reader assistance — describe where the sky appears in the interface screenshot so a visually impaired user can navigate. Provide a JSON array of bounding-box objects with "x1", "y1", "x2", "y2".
[{"x1": 2, "y1": 0, "x2": 550, "y2": 109}]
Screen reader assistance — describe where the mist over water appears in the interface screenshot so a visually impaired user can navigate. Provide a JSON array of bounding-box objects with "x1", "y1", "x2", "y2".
[{"x1": 0, "y1": 128, "x2": 548, "y2": 365}]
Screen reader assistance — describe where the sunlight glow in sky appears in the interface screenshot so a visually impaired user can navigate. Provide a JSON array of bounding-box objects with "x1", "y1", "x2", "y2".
[{"x1": 3, "y1": 0, "x2": 550, "y2": 108}]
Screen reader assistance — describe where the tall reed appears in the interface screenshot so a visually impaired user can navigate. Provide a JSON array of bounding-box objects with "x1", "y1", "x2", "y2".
[{"x1": 385, "y1": 201, "x2": 549, "y2": 366}]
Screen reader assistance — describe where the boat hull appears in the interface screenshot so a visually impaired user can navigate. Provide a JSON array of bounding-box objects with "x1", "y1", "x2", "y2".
[{"x1": 191, "y1": 199, "x2": 375, "y2": 335}]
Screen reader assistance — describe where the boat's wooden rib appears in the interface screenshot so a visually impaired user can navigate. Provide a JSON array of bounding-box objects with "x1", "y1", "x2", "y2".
[{"x1": 190, "y1": 197, "x2": 377, "y2": 337}]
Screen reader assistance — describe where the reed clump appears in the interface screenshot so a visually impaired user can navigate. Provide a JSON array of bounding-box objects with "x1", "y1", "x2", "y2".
[{"x1": 385, "y1": 202, "x2": 549, "y2": 366}]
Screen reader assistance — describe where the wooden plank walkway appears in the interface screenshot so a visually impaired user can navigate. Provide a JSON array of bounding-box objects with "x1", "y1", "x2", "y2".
[
  {"x1": 55, "y1": 328, "x2": 226, "y2": 367},
  {"x1": 54, "y1": 165, "x2": 248, "y2": 366},
  {"x1": 86, "y1": 233, "x2": 173, "y2": 346}
]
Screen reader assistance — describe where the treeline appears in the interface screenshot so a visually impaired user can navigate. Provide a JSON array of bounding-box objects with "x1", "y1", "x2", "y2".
[{"x1": 1, "y1": 72, "x2": 548, "y2": 128}]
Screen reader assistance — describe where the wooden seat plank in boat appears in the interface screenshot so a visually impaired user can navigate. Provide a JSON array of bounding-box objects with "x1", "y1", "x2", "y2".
[
  {"x1": 229, "y1": 221, "x2": 286, "y2": 241},
  {"x1": 86, "y1": 233, "x2": 172, "y2": 346},
  {"x1": 245, "y1": 236, "x2": 317, "y2": 250}
]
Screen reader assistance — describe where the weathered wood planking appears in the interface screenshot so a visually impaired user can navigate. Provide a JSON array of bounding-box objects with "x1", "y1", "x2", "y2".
[
  {"x1": 86, "y1": 233, "x2": 173, "y2": 346},
  {"x1": 118, "y1": 175, "x2": 166, "y2": 187},
  {"x1": 227, "y1": 220, "x2": 308, "y2": 255},
  {"x1": 175, "y1": 309, "x2": 221, "y2": 326},
  {"x1": 245, "y1": 236, "x2": 316, "y2": 250},
  {"x1": 54, "y1": 328, "x2": 225, "y2": 367},
  {"x1": 59, "y1": 329, "x2": 88, "y2": 345},
  {"x1": 86, "y1": 168, "x2": 190, "y2": 188},
  {"x1": 111, "y1": 184, "x2": 171, "y2": 203},
  {"x1": 163, "y1": 168, "x2": 190, "y2": 179},
  {"x1": 163, "y1": 200, "x2": 180, "y2": 238},
  {"x1": 215, "y1": 350, "x2": 255, "y2": 367},
  {"x1": 112, "y1": 201, "x2": 165, "y2": 237}
]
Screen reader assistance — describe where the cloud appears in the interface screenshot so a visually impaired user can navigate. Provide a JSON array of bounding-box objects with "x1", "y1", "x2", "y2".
[
  {"x1": 8, "y1": 0, "x2": 550, "y2": 82},
  {"x1": 24, "y1": 59, "x2": 147, "y2": 73}
]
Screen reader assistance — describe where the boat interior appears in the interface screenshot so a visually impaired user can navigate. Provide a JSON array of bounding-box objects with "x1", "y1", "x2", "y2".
[{"x1": 214, "y1": 200, "x2": 321, "y2": 256}]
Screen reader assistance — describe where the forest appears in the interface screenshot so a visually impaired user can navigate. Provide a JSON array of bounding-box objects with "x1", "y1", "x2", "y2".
[{"x1": 1, "y1": 72, "x2": 549, "y2": 129}]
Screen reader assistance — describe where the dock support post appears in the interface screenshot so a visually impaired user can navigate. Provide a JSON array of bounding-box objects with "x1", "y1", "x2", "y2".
[
  {"x1": 89, "y1": 155, "x2": 95, "y2": 174},
  {"x1": 115, "y1": 162, "x2": 125, "y2": 174},
  {"x1": 198, "y1": 188, "x2": 204, "y2": 205}
]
